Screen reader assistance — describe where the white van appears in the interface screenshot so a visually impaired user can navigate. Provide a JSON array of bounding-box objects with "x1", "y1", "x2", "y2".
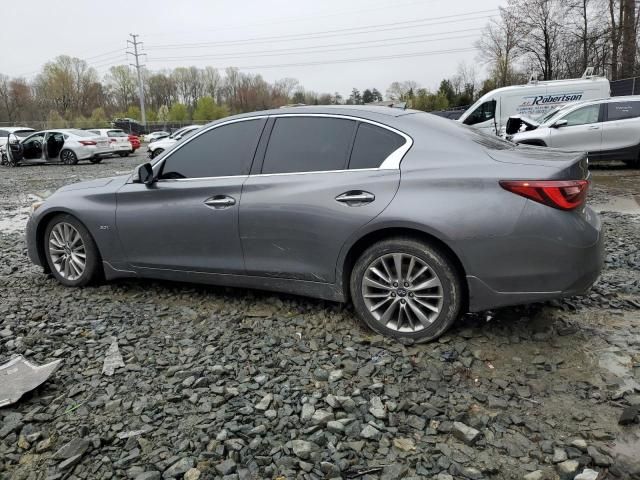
[{"x1": 458, "y1": 72, "x2": 610, "y2": 135}]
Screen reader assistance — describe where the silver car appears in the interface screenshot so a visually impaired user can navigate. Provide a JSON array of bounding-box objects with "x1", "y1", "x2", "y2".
[
  {"x1": 5, "y1": 129, "x2": 111, "y2": 166},
  {"x1": 24, "y1": 106, "x2": 603, "y2": 343},
  {"x1": 510, "y1": 96, "x2": 640, "y2": 166}
]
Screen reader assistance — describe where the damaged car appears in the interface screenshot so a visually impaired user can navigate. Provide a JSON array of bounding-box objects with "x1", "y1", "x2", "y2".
[
  {"x1": 509, "y1": 96, "x2": 640, "y2": 167},
  {"x1": 4, "y1": 129, "x2": 111, "y2": 166}
]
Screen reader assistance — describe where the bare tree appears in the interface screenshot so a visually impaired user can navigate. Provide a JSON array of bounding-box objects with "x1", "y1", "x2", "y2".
[{"x1": 476, "y1": 6, "x2": 522, "y2": 86}]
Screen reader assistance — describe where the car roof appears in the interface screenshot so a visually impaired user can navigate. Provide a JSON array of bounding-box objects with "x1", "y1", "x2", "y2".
[{"x1": 235, "y1": 105, "x2": 416, "y2": 120}]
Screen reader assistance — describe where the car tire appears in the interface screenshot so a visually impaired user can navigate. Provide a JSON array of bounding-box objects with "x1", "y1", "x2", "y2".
[
  {"x1": 350, "y1": 237, "x2": 462, "y2": 343},
  {"x1": 60, "y1": 149, "x2": 78, "y2": 165},
  {"x1": 0, "y1": 153, "x2": 7, "y2": 166},
  {"x1": 44, "y1": 214, "x2": 101, "y2": 287},
  {"x1": 90, "y1": 157, "x2": 103, "y2": 164},
  {"x1": 150, "y1": 148, "x2": 164, "y2": 159},
  {"x1": 118, "y1": 152, "x2": 129, "y2": 157}
]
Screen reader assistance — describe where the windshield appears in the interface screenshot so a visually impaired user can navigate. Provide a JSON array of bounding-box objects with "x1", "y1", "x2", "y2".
[{"x1": 537, "y1": 107, "x2": 562, "y2": 123}]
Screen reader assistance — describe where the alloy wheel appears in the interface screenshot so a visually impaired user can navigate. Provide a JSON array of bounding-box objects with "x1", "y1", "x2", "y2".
[
  {"x1": 48, "y1": 222, "x2": 86, "y2": 281},
  {"x1": 361, "y1": 253, "x2": 444, "y2": 332},
  {"x1": 61, "y1": 150, "x2": 76, "y2": 165}
]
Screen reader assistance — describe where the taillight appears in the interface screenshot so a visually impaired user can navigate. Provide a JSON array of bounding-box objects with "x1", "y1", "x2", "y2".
[
  {"x1": 499, "y1": 180, "x2": 589, "y2": 210},
  {"x1": 79, "y1": 140, "x2": 96, "y2": 146}
]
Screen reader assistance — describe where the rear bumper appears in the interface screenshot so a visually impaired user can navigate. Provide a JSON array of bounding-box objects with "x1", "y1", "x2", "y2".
[{"x1": 466, "y1": 205, "x2": 604, "y2": 312}]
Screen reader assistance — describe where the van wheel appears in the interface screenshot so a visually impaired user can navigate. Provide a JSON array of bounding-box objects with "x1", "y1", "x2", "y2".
[
  {"x1": 60, "y1": 149, "x2": 78, "y2": 165},
  {"x1": 350, "y1": 237, "x2": 462, "y2": 343}
]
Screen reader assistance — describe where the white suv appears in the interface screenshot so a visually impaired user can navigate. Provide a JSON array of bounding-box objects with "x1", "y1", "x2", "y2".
[
  {"x1": 147, "y1": 125, "x2": 201, "y2": 159},
  {"x1": 510, "y1": 96, "x2": 640, "y2": 166},
  {"x1": 87, "y1": 129, "x2": 132, "y2": 157}
]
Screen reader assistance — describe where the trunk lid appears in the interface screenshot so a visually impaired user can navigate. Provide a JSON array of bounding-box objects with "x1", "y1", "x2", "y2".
[{"x1": 487, "y1": 145, "x2": 589, "y2": 180}]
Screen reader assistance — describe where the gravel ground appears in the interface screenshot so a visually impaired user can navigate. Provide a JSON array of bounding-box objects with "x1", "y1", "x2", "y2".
[{"x1": 0, "y1": 153, "x2": 639, "y2": 480}]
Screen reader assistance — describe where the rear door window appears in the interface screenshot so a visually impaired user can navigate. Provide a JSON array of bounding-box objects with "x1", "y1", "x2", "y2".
[
  {"x1": 159, "y1": 119, "x2": 264, "y2": 180},
  {"x1": 349, "y1": 123, "x2": 406, "y2": 169},
  {"x1": 261, "y1": 116, "x2": 356, "y2": 174},
  {"x1": 606, "y1": 101, "x2": 640, "y2": 121}
]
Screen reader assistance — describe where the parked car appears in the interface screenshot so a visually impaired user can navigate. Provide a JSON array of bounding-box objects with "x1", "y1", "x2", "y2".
[
  {"x1": 458, "y1": 71, "x2": 610, "y2": 136},
  {"x1": 147, "y1": 125, "x2": 201, "y2": 159},
  {"x1": 128, "y1": 134, "x2": 140, "y2": 153},
  {"x1": 509, "y1": 96, "x2": 640, "y2": 166},
  {"x1": 25, "y1": 106, "x2": 603, "y2": 343},
  {"x1": 0, "y1": 127, "x2": 35, "y2": 165},
  {"x1": 87, "y1": 129, "x2": 132, "y2": 157},
  {"x1": 4, "y1": 129, "x2": 111, "y2": 166},
  {"x1": 143, "y1": 131, "x2": 170, "y2": 143}
]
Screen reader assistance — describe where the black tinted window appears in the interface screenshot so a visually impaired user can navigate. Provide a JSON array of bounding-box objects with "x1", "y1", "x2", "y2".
[
  {"x1": 607, "y1": 101, "x2": 640, "y2": 121},
  {"x1": 160, "y1": 120, "x2": 263, "y2": 179},
  {"x1": 349, "y1": 123, "x2": 405, "y2": 169},
  {"x1": 262, "y1": 117, "x2": 356, "y2": 174},
  {"x1": 463, "y1": 100, "x2": 496, "y2": 126}
]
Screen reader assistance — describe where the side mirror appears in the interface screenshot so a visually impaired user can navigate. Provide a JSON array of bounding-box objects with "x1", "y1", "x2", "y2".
[
  {"x1": 553, "y1": 119, "x2": 568, "y2": 128},
  {"x1": 134, "y1": 163, "x2": 155, "y2": 185}
]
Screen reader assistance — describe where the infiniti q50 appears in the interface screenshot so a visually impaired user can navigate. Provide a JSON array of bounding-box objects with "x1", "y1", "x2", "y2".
[{"x1": 25, "y1": 106, "x2": 603, "y2": 343}]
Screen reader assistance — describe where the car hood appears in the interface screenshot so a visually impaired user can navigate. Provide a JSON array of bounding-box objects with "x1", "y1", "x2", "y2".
[
  {"x1": 56, "y1": 174, "x2": 130, "y2": 193},
  {"x1": 505, "y1": 115, "x2": 540, "y2": 135}
]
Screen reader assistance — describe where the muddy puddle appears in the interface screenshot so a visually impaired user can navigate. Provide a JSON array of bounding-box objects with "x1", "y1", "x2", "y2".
[{"x1": 591, "y1": 171, "x2": 640, "y2": 215}]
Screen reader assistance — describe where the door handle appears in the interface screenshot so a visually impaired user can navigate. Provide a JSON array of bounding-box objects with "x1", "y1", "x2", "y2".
[
  {"x1": 335, "y1": 191, "x2": 375, "y2": 205},
  {"x1": 588, "y1": 125, "x2": 600, "y2": 130},
  {"x1": 204, "y1": 195, "x2": 236, "y2": 209}
]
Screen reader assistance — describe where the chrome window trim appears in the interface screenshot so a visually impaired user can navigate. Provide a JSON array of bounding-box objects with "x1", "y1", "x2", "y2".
[{"x1": 150, "y1": 113, "x2": 413, "y2": 183}]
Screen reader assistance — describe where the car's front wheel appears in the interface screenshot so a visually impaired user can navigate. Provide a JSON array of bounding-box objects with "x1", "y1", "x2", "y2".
[
  {"x1": 350, "y1": 237, "x2": 462, "y2": 343},
  {"x1": 150, "y1": 148, "x2": 164, "y2": 159},
  {"x1": 44, "y1": 214, "x2": 101, "y2": 287}
]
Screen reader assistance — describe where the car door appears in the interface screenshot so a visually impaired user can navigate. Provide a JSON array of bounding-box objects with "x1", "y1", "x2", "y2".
[
  {"x1": 116, "y1": 117, "x2": 266, "y2": 274},
  {"x1": 20, "y1": 132, "x2": 46, "y2": 161},
  {"x1": 600, "y1": 100, "x2": 640, "y2": 161},
  {"x1": 548, "y1": 103, "x2": 603, "y2": 153},
  {"x1": 239, "y1": 115, "x2": 408, "y2": 283}
]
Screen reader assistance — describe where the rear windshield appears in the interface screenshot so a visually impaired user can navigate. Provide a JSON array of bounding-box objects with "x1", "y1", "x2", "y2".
[
  {"x1": 107, "y1": 130, "x2": 127, "y2": 137},
  {"x1": 68, "y1": 129, "x2": 94, "y2": 137},
  {"x1": 457, "y1": 123, "x2": 515, "y2": 150}
]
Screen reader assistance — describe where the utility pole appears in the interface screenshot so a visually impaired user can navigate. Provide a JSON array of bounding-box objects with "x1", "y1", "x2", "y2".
[{"x1": 127, "y1": 33, "x2": 147, "y2": 127}]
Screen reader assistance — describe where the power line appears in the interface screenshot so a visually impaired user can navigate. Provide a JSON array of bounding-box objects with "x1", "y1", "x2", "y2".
[
  {"x1": 146, "y1": 27, "x2": 482, "y2": 59},
  {"x1": 145, "y1": 46, "x2": 479, "y2": 70},
  {"x1": 127, "y1": 34, "x2": 147, "y2": 126},
  {"x1": 146, "y1": 10, "x2": 496, "y2": 50},
  {"x1": 144, "y1": 0, "x2": 436, "y2": 39},
  {"x1": 149, "y1": 32, "x2": 481, "y2": 62}
]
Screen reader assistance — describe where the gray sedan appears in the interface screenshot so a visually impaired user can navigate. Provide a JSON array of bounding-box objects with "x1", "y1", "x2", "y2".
[{"x1": 25, "y1": 106, "x2": 603, "y2": 343}]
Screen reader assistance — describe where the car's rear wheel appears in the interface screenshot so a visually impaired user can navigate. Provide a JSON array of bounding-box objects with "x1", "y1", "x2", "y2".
[
  {"x1": 150, "y1": 148, "x2": 164, "y2": 159},
  {"x1": 118, "y1": 152, "x2": 129, "y2": 157},
  {"x1": 44, "y1": 214, "x2": 101, "y2": 287},
  {"x1": 350, "y1": 237, "x2": 462, "y2": 343},
  {"x1": 60, "y1": 149, "x2": 78, "y2": 165},
  {"x1": 90, "y1": 157, "x2": 102, "y2": 164}
]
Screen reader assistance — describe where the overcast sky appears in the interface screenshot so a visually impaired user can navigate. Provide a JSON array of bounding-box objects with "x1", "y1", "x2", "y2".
[{"x1": 1, "y1": 0, "x2": 504, "y2": 96}]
